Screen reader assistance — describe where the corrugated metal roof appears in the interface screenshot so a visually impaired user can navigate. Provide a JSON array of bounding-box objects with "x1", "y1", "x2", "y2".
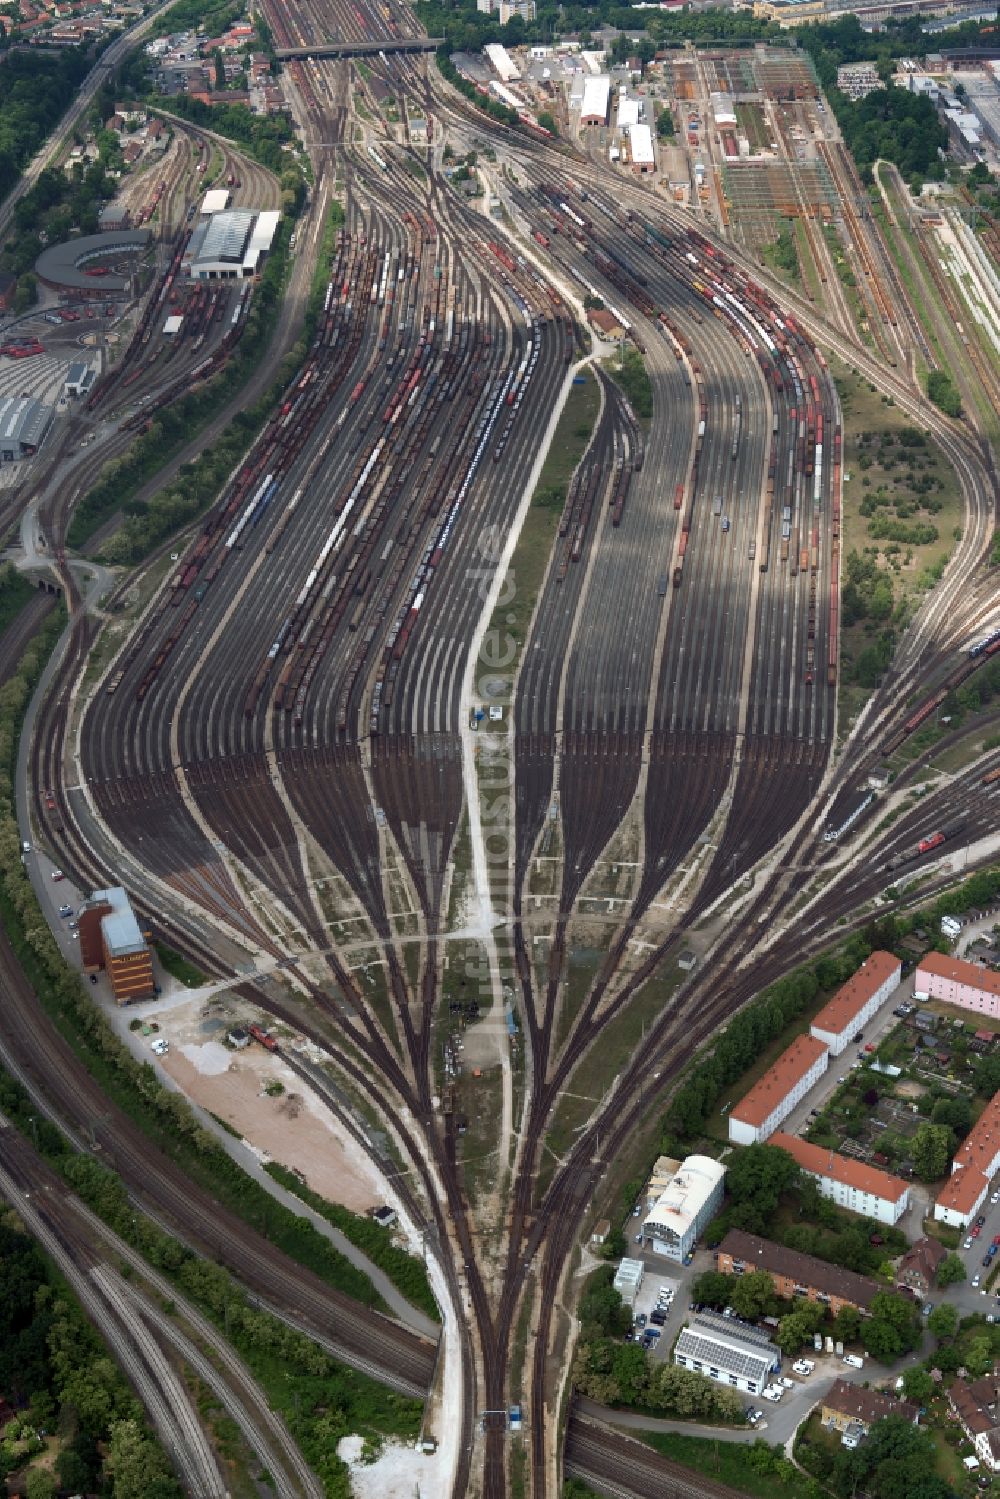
[
  {"x1": 199, "y1": 209, "x2": 254, "y2": 264},
  {"x1": 0, "y1": 396, "x2": 52, "y2": 449},
  {"x1": 675, "y1": 1323, "x2": 774, "y2": 1382}
]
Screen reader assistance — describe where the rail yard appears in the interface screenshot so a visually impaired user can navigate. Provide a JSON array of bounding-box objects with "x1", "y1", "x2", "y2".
[{"x1": 1, "y1": 0, "x2": 998, "y2": 1494}]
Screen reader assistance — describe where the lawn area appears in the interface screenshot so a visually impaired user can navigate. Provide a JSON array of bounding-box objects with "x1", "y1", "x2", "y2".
[
  {"x1": 486, "y1": 371, "x2": 600, "y2": 656},
  {"x1": 154, "y1": 941, "x2": 206, "y2": 987},
  {"x1": 456, "y1": 1062, "x2": 504, "y2": 1207},
  {"x1": 930, "y1": 730, "x2": 1000, "y2": 775},
  {"x1": 638, "y1": 1430, "x2": 815, "y2": 1498},
  {"x1": 833, "y1": 356, "x2": 961, "y2": 696}
]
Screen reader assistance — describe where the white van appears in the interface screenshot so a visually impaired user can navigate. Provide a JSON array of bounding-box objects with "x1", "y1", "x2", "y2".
[{"x1": 843, "y1": 1353, "x2": 864, "y2": 1370}]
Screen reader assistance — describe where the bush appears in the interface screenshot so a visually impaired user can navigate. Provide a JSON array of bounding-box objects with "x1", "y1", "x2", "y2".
[{"x1": 926, "y1": 368, "x2": 962, "y2": 418}]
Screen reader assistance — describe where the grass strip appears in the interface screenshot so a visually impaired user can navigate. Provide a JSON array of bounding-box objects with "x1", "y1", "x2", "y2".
[{"x1": 265, "y1": 1160, "x2": 439, "y2": 1322}]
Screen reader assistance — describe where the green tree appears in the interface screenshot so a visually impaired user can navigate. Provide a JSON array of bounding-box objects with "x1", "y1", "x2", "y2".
[
  {"x1": 612, "y1": 1343, "x2": 649, "y2": 1406},
  {"x1": 25, "y1": 1472, "x2": 55, "y2": 1499},
  {"x1": 936, "y1": 1252, "x2": 966, "y2": 1287},
  {"x1": 932, "y1": 1096, "x2": 972, "y2": 1136},
  {"x1": 865, "y1": 1291, "x2": 920, "y2": 1362},
  {"x1": 831, "y1": 1304, "x2": 862, "y2": 1344},
  {"x1": 725, "y1": 1145, "x2": 801, "y2": 1233},
  {"x1": 911, "y1": 1122, "x2": 952, "y2": 1182},
  {"x1": 691, "y1": 1270, "x2": 732, "y2": 1309},
  {"x1": 926, "y1": 1301, "x2": 959, "y2": 1342},
  {"x1": 901, "y1": 1366, "x2": 934, "y2": 1403},
  {"x1": 730, "y1": 1269, "x2": 775, "y2": 1322},
  {"x1": 926, "y1": 368, "x2": 961, "y2": 419}
]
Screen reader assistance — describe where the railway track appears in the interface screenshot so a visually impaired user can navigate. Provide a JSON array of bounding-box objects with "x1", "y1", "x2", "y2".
[{"x1": 15, "y1": 16, "x2": 1000, "y2": 1499}]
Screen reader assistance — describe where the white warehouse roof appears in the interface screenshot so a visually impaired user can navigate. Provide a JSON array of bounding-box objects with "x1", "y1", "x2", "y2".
[
  {"x1": 201, "y1": 187, "x2": 230, "y2": 215},
  {"x1": 581, "y1": 73, "x2": 611, "y2": 122},
  {"x1": 618, "y1": 97, "x2": 640, "y2": 128},
  {"x1": 182, "y1": 208, "x2": 280, "y2": 279},
  {"x1": 630, "y1": 121, "x2": 655, "y2": 166},
  {"x1": 645, "y1": 1155, "x2": 724, "y2": 1237},
  {"x1": 484, "y1": 42, "x2": 519, "y2": 82}
]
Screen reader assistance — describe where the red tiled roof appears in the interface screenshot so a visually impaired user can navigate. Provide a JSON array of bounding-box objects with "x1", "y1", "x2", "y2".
[
  {"x1": 918, "y1": 950, "x2": 1000, "y2": 1000},
  {"x1": 772, "y1": 1132, "x2": 909, "y2": 1204},
  {"x1": 731, "y1": 1036, "x2": 828, "y2": 1129},
  {"x1": 936, "y1": 1166, "x2": 988, "y2": 1216},
  {"x1": 810, "y1": 951, "x2": 900, "y2": 1040},
  {"x1": 824, "y1": 1379, "x2": 918, "y2": 1426}
]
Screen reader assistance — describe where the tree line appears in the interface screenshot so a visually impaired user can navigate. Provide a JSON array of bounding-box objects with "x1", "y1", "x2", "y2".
[{"x1": 0, "y1": 1218, "x2": 180, "y2": 1499}]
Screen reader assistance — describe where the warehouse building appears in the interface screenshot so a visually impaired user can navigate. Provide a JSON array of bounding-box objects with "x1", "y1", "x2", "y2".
[
  {"x1": 716, "y1": 1229, "x2": 881, "y2": 1314},
  {"x1": 64, "y1": 363, "x2": 97, "y2": 399},
  {"x1": 640, "y1": 1154, "x2": 725, "y2": 1261},
  {"x1": 580, "y1": 74, "x2": 611, "y2": 126},
  {"x1": 79, "y1": 886, "x2": 155, "y2": 1003},
  {"x1": 98, "y1": 200, "x2": 131, "y2": 231},
  {"x1": 0, "y1": 397, "x2": 52, "y2": 461},
  {"x1": 711, "y1": 91, "x2": 737, "y2": 126},
  {"x1": 771, "y1": 1133, "x2": 910, "y2": 1225},
  {"x1": 674, "y1": 1313, "x2": 780, "y2": 1395},
  {"x1": 618, "y1": 96, "x2": 641, "y2": 129},
  {"x1": 916, "y1": 951, "x2": 1000, "y2": 1019},
  {"x1": 628, "y1": 122, "x2": 655, "y2": 172},
  {"x1": 182, "y1": 208, "x2": 280, "y2": 280},
  {"x1": 201, "y1": 187, "x2": 231, "y2": 215},
  {"x1": 728, "y1": 1034, "x2": 829, "y2": 1144},
  {"x1": 484, "y1": 42, "x2": 519, "y2": 83},
  {"x1": 935, "y1": 1091, "x2": 1000, "y2": 1227},
  {"x1": 810, "y1": 951, "x2": 902, "y2": 1055}
]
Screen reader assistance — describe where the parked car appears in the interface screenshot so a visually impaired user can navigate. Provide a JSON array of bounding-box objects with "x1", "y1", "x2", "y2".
[
  {"x1": 978, "y1": 1215, "x2": 988, "y2": 1227},
  {"x1": 151, "y1": 1038, "x2": 169, "y2": 1057},
  {"x1": 922, "y1": 1303, "x2": 934, "y2": 1316},
  {"x1": 792, "y1": 1360, "x2": 815, "y2": 1376},
  {"x1": 635, "y1": 1314, "x2": 647, "y2": 1328},
  {"x1": 650, "y1": 1311, "x2": 666, "y2": 1326},
  {"x1": 972, "y1": 1226, "x2": 982, "y2": 1238},
  {"x1": 779, "y1": 1377, "x2": 794, "y2": 1389},
  {"x1": 51, "y1": 869, "x2": 64, "y2": 881},
  {"x1": 973, "y1": 1275, "x2": 982, "y2": 1288},
  {"x1": 747, "y1": 1409, "x2": 762, "y2": 1425},
  {"x1": 58, "y1": 904, "x2": 72, "y2": 918},
  {"x1": 966, "y1": 1237, "x2": 975, "y2": 1249}
]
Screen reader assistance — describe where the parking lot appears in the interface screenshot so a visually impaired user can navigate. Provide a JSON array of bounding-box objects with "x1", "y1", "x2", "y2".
[{"x1": 626, "y1": 1264, "x2": 684, "y2": 1360}]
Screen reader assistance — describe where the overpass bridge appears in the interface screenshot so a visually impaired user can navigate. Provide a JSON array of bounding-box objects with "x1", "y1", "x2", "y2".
[{"x1": 275, "y1": 36, "x2": 443, "y2": 60}]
